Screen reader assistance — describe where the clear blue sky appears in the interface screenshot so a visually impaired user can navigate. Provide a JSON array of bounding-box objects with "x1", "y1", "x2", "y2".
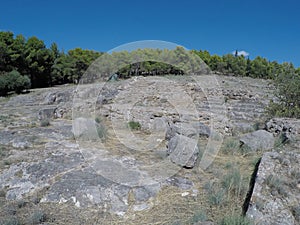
[{"x1": 1, "y1": 0, "x2": 299, "y2": 67}]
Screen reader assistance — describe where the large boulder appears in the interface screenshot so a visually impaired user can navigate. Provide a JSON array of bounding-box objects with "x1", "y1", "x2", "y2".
[
  {"x1": 240, "y1": 130, "x2": 275, "y2": 151},
  {"x1": 72, "y1": 117, "x2": 99, "y2": 140},
  {"x1": 245, "y1": 151, "x2": 300, "y2": 225},
  {"x1": 167, "y1": 134, "x2": 199, "y2": 168},
  {"x1": 38, "y1": 107, "x2": 57, "y2": 120}
]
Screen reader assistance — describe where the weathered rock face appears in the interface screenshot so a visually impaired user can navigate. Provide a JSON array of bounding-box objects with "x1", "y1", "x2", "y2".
[
  {"x1": 38, "y1": 107, "x2": 57, "y2": 120},
  {"x1": 72, "y1": 117, "x2": 98, "y2": 140},
  {"x1": 240, "y1": 130, "x2": 275, "y2": 151},
  {"x1": 246, "y1": 151, "x2": 300, "y2": 225},
  {"x1": 2, "y1": 74, "x2": 296, "y2": 224},
  {"x1": 167, "y1": 134, "x2": 199, "y2": 168},
  {"x1": 166, "y1": 122, "x2": 210, "y2": 140}
]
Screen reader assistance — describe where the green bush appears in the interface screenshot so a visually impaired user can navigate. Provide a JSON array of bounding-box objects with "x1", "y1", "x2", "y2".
[
  {"x1": 40, "y1": 119, "x2": 50, "y2": 127},
  {"x1": 189, "y1": 209, "x2": 207, "y2": 224},
  {"x1": 96, "y1": 123, "x2": 107, "y2": 140},
  {"x1": 0, "y1": 70, "x2": 30, "y2": 96},
  {"x1": 205, "y1": 182, "x2": 225, "y2": 206},
  {"x1": 265, "y1": 174, "x2": 288, "y2": 197},
  {"x1": 268, "y1": 65, "x2": 300, "y2": 118},
  {"x1": 222, "y1": 138, "x2": 240, "y2": 154},
  {"x1": 128, "y1": 120, "x2": 141, "y2": 130},
  {"x1": 221, "y1": 168, "x2": 242, "y2": 194},
  {"x1": 28, "y1": 210, "x2": 46, "y2": 224}
]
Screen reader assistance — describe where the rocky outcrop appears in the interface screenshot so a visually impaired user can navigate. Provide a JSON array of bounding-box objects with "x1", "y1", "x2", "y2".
[
  {"x1": 245, "y1": 151, "x2": 300, "y2": 225},
  {"x1": 240, "y1": 130, "x2": 275, "y2": 151},
  {"x1": 266, "y1": 118, "x2": 300, "y2": 144},
  {"x1": 3, "y1": 74, "x2": 298, "y2": 224},
  {"x1": 166, "y1": 122, "x2": 210, "y2": 140}
]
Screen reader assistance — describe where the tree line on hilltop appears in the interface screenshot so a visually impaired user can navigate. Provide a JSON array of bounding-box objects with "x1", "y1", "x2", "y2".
[{"x1": 1, "y1": 31, "x2": 299, "y2": 117}]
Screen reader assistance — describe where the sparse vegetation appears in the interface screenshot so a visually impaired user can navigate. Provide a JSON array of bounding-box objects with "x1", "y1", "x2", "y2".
[
  {"x1": 265, "y1": 174, "x2": 289, "y2": 197},
  {"x1": 0, "y1": 217, "x2": 21, "y2": 225},
  {"x1": 221, "y1": 168, "x2": 243, "y2": 195},
  {"x1": 128, "y1": 120, "x2": 141, "y2": 130},
  {"x1": 205, "y1": 182, "x2": 225, "y2": 206},
  {"x1": 274, "y1": 133, "x2": 288, "y2": 148},
  {"x1": 267, "y1": 63, "x2": 300, "y2": 118},
  {"x1": 291, "y1": 205, "x2": 300, "y2": 222},
  {"x1": 252, "y1": 122, "x2": 261, "y2": 131},
  {"x1": 95, "y1": 116, "x2": 101, "y2": 123},
  {"x1": 96, "y1": 123, "x2": 107, "y2": 140},
  {"x1": 0, "y1": 145, "x2": 8, "y2": 159},
  {"x1": 40, "y1": 119, "x2": 50, "y2": 127},
  {"x1": 222, "y1": 138, "x2": 240, "y2": 154},
  {"x1": 220, "y1": 213, "x2": 253, "y2": 225},
  {"x1": 16, "y1": 200, "x2": 26, "y2": 208},
  {"x1": 189, "y1": 209, "x2": 207, "y2": 224},
  {"x1": 28, "y1": 210, "x2": 47, "y2": 224}
]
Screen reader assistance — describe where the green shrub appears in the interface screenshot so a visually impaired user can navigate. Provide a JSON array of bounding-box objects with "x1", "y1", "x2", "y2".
[
  {"x1": 96, "y1": 123, "x2": 107, "y2": 140},
  {"x1": 205, "y1": 182, "x2": 225, "y2": 206},
  {"x1": 208, "y1": 189, "x2": 225, "y2": 206},
  {"x1": 95, "y1": 116, "x2": 101, "y2": 123},
  {"x1": 189, "y1": 209, "x2": 207, "y2": 224},
  {"x1": 0, "y1": 70, "x2": 30, "y2": 96},
  {"x1": 40, "y1": 119, "x2": 50, "y2": 127},
  {"x1": 221, "y1": 168, "x2": 242, "y2": 194},
  {"x1": 17, "y1": 199, "x2": 26, "y2": 208},
  {"x1": 252, "y1": 122, "x2": 261, "y2": 131},
  {"x1": 128, "y1": 120, "x2": 141, "y2": 130},
  {"x1": 0, "y1": 145, "x2": 8, "y2": 158},
  {"x1": 273, "y1": 133, "x2": 288, "y2": 148},
  {"x1": 268, "y1": 65, "x2": 300, "y2": 118},
  {"x1": 222, "y1": 138, "x2": 240, "y2": 154},
  {"x1": 28, "y1": 210, "x2": 46, "y2": 224},
  {"x1": 265, "y1": 175, "x2": 288, "y2": 197}
]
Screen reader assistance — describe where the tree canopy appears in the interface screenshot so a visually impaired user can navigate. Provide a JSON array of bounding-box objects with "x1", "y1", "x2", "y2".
[{"x1": 0, "y1": 31, "x2": 299, "y2": 118}]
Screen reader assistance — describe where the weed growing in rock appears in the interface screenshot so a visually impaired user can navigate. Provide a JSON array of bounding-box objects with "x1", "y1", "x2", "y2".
[
  {"x1": 274, "y1": 133, "x2": 288, "y2": 148},
  {"x1": 128, "y1": 120, "x2": 141, "y2": 130},
  {"x1": 0, "y1": 145, "x2": 7, "y2": 158},
  {"x1": 95, "y1": 116, "x2": 101, "y2": 123},
  {"x1": 265, "y1": 175, "x2": 289, "y2": 197},
  {"x1": 252, "y1": 122, "x2": 261, "y2": 131},
  {"x1": 40, "y1": 119, "x2": 50, "y2": 127},
  {"x1": 95, "y1": 117, "x2": 107, "y2": 140}
]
